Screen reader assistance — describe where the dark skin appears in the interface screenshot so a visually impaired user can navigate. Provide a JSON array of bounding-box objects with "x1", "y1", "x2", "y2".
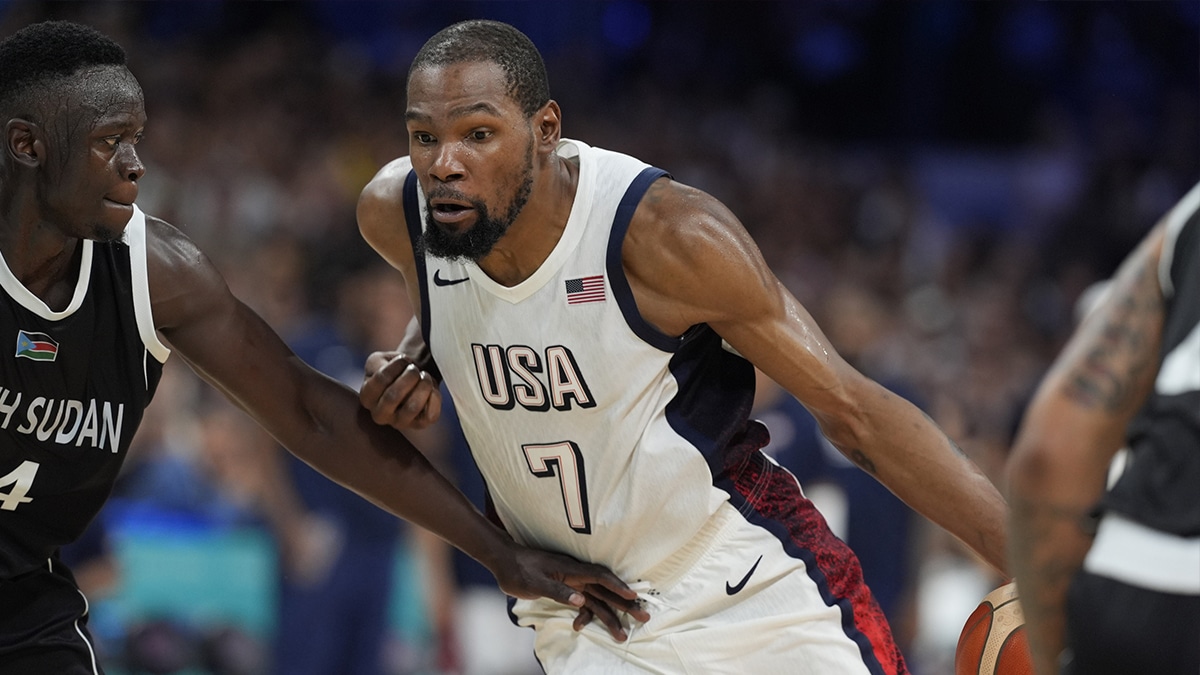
[
  {"x1": 0, "y1": 63, "x2": 644, "y2": 639},
  {"x1": 1007, "y1": 220, "x2": 1168, "y2": 675},
  {"x1": 359, "y1": 60, "x2": 1010, "y2": 633}
]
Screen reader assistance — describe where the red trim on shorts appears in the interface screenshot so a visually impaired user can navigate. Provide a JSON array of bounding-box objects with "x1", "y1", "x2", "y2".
[{"x1": 719, "y1": 421, "x2": 908, "y2": 675}]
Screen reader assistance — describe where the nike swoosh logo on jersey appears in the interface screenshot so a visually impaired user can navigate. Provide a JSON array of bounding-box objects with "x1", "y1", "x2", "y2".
[
  {"x1": 725, "y1": 554, "x2": 763, "y2": 595},
  {"x1": 433, "y1": 269, "x2": 469, "y2": 287}
]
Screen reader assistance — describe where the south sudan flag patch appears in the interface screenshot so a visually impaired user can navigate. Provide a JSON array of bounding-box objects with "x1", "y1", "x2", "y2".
[{"x1": 16, "y1": 330, "x2": 58, "y2": 362}]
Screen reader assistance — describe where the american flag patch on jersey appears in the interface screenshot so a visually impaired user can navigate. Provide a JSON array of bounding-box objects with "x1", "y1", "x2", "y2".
[{"x1": 565, "y1": 275, "x2": 606, "y2": 305}]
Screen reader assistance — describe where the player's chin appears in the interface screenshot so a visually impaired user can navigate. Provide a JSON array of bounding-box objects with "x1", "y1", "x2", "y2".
[
  {"x1": 90, "y1": 219, "x2": 128, "y2": 243},
  {"x1": 433, "y1": 218, "x2": 476, "y2": 239},
  {"x1": 94, "y1": 202, "x2": 134, "y2": 241}
]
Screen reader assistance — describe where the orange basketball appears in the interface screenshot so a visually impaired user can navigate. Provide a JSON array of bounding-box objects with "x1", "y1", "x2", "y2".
[{"x1": 954, "y1": 581, "x2": 1034, "y2": 675}]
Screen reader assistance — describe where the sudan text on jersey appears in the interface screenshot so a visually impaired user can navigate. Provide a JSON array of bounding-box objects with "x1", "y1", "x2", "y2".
[{"x1": 0, "y1": 385, "x2": 126, "y2": 453}]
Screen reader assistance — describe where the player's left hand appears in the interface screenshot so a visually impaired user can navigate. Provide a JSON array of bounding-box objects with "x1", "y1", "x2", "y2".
[{"x1": 360, "y1": 350, "x2": 442, "y2": 430}]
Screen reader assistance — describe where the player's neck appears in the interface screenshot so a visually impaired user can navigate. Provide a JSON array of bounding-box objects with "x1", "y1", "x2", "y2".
[
  {"x1": 0, "y1": 228, "x2": 83, "y2": 310},
  {"x1": 477, "y1": 154, "x2": 579, "y2": 287}
]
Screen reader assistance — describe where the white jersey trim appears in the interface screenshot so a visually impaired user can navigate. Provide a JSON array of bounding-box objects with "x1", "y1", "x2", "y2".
[
  {"x1": 1158, "y1": 180, "x2": 1200, "y2": 299},
  {"x1": 0, "y1": 235, "x2": 93, "y2": 320},
  {"x1": 1084, "y1": 512, "x2": 1200, "y2": 595},
  {"x1": 126, "y1": 206, "x2": 171, "y2": 364}
]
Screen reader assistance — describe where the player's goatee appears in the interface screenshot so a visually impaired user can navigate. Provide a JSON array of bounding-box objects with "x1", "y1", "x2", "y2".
[{"x1": 423, "y1": 172, "x2": 532, "y2": 262}]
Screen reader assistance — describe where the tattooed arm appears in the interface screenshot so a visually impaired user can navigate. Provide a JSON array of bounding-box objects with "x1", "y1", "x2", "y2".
[{"x1": 1006, "y1": 222, "x2": 1167, "y2": 675}]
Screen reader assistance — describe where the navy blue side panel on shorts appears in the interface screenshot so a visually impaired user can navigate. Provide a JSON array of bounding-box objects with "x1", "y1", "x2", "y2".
[{"x1": 718, "y1": 422, "x2": 907, "y2": 675}]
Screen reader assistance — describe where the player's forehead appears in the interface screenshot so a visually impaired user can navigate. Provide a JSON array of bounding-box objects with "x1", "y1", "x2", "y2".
[
  {"x1": 72, "y1": 65, "x2": 145, "y2": 126},
  {"x1": 405, "y1": 60, "x2": 518, "y2": 124}
]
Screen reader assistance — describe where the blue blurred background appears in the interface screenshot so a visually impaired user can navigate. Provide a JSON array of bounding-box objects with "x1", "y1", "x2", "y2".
[{"x1": 6, "y1": 1, "x2": 1195, "y2": 674}]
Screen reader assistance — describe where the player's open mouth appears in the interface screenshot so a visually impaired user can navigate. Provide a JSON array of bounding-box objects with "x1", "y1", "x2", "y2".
[{"x1": 431, "y1": 201, "x2": 474, "y2": 224}]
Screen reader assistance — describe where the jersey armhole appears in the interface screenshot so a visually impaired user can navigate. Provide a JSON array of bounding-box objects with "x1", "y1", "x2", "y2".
[
  {"x1": 1159, "y1": 182, "x2": 1200, "y2": 298},
  {"x1": 126, "y1": 206, "x2": 171, "y2": 365},
  {"x1": 402, "y1": 170, "x2": 432, "y2": 348},
  {"x1": 606, "y1": 167, "x2": 679, "y2": 353}
]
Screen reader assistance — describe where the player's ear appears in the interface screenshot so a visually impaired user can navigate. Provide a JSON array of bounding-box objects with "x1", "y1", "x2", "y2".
[
  {"x1": 6, "y1": 119, "x2": 43, "y2": 168},
  {"x1": 535, "y1": 100, "x2": 562, "y2": 147}
]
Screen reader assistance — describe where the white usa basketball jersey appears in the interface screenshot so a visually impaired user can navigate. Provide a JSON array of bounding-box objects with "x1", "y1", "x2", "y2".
[
  {"x1": 401, "y1": 139, "x2": 757, "y2": 580},
  {"x1": 399, "y1": 141, "x2": 908, "y2": 675}
]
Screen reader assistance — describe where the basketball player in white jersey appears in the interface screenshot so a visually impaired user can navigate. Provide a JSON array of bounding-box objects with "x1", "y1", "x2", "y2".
[
  {"x1": 1008, "y1": 182, "x2": 1200, "y2": 674},
  {"x1": 0, "y1": 21, "x2": 642, "y2": 674},
  {"x1": 358, "y1": 19, "x2": 1009, "y2": 674}
]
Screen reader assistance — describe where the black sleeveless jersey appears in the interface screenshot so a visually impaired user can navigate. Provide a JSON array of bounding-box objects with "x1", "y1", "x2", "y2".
[
  {"x1": 0, "y1": 208, "x2": 167, "y2": 577},
  {"x1": 1102, "y1": 185, "x2": 1200, "y2": 536}
]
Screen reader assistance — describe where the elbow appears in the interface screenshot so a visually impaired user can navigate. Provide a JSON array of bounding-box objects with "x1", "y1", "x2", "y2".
[
  {"x1": 1006, "y1": 430, "x2": 1057, "y2": 502},
  {"x1": 813, "y1": 397, "x2": 875, "y2": 473}
]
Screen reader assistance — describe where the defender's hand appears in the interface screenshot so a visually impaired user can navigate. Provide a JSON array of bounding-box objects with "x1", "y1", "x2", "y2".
[
  {"x1": 493, "y1": 543, "x2": 650, "y2": 643},
  {"x1": 360, "y1": 350, "x2": 442, "y2": 429}
]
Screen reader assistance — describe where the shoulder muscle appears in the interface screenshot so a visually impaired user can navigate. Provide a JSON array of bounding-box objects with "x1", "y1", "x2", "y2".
[
  {"x1": 145, "y1": 215, "x2": 231, "y2": 334},
  {"x1": 623, "y1": 178, "x2": 780, "y2": 337},
  {"x1": 358, "y1": 158, "x2": 416, "y2": 279}
]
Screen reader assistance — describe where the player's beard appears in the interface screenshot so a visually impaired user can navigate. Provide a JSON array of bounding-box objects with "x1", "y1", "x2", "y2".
[{"x1": 422, "y1": 145, "x2": 534, "y2": 262}]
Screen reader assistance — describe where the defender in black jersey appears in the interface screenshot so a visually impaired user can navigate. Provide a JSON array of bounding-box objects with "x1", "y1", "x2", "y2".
[
  {"x1": 1009, "y1": 182, "x2": 1200, "y2": 674},
  {"x1": 0, "y1": 20, "x2": 643, "y2": 675}
]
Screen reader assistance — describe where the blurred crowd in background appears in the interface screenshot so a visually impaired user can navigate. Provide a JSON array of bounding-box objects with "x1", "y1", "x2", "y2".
[{"x1": 4, "y1": 1, "x2": 1196, "y2": 674}]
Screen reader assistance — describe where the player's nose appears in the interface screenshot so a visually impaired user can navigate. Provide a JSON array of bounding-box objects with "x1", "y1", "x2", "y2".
[
  {"x1": 429, "y1": 142, "x2": 465, "y2": 183},
  {"x1": 119, "y1": 144, "x2": 145, "y2": 182}
]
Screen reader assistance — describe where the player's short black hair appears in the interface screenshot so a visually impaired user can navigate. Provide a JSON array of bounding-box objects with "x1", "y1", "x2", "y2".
[
  {"x1": 409, "y1": 19, "x2": 550, "y2": 117},
  {"x1": 0, "y1": 20, "x2": 127, "y2": 117}
]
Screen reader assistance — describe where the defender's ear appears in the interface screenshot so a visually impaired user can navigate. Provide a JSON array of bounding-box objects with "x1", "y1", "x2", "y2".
[{"x1": 7, "y1": 119, "x2": 43, "y2": 168}]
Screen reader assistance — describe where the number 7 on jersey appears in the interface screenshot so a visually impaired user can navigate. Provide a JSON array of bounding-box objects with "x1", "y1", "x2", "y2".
[{"x1": 523, "y1": 441, "x2": 592, "y2": 534}]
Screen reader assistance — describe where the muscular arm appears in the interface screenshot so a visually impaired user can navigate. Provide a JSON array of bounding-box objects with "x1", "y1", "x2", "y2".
[
  {"x1": 146, "y1": 216, "x2": 498, "y2": 563},
  {"x1": 1006, "y1": 223, "x2": 1166, "y2": 674},
  {"x1": 143, "y1": 216, "x2": 642, "y2": 622},
  {"x1": 624, "y1": 178, "x2": 1009, "y2": 572}
]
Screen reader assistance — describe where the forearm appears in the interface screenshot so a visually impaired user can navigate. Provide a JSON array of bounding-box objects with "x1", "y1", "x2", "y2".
[
  {"x1": 826, "y1": 384, "x2": 1009, "y2": 573},
  {"x1": 1003, "y1": 222, "x2": 1165, "y2": 672},
  {"x1": 1008, "y1": 485, "x2": 1093, "y2": 675},
  {"x1": 1005, "y1": 400, "x2": 1116, "y2": 674},
  {"x1": 273, "y1": 366, "x2": 512, "y2": 574}
]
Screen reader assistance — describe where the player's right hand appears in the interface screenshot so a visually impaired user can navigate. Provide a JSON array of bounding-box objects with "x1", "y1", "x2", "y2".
[
  {"x1": 360, "y1": 350, "x2": 442, "y2": 429},
  {"x1": 492, "y1": 543, "x2": 651, "y2": 643}
]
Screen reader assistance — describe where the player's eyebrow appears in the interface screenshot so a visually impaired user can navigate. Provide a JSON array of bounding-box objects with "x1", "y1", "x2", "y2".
[{"x1": 405, "y1": 101, "x2": 503, "y2": 124}]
